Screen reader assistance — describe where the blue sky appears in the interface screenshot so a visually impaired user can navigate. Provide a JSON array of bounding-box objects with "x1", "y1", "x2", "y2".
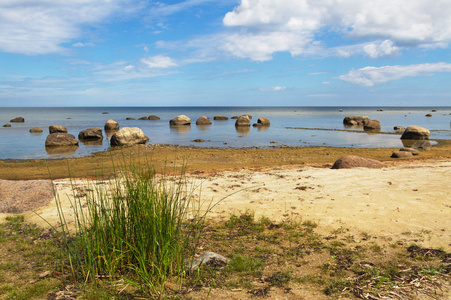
[{"x1": 1, "y1": 0, "x2": 451, "y2": 107}]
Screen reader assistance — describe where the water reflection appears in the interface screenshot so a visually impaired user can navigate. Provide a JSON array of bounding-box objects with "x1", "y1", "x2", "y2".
[
  {"x1": 196, "y1": 125, "x2": 210, "y2": 132},
  {"x1": 170, "y1": 125, "x2": 191, "y2": 134},
  {"x1": 46, "y1": 145, "x2": 79, "y2": 155},
  {"x1": 235, "y1": 126, "x2": 250, "y2": 135},
  {"x1": 80, "y1": 139, "x2": 103, "y2": 146}
]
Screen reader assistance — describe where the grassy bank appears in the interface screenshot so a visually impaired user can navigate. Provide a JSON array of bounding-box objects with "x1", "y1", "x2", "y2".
[
  {"x1": 1, "y1": 211, "x2": 450, "y2": 299},
  {"x1": 1, "y1": 140, "x2": 451, "y2": 180}
]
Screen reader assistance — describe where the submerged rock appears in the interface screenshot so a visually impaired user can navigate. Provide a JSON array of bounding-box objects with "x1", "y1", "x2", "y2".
[{"x1": 214, "y1": 116, "x2": 228, "y2": 120}]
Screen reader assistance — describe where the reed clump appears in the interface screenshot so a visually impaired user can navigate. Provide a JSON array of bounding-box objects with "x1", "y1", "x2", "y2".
[{"x1": 55, "y1": 157, "x2": 210, "y2": 298}]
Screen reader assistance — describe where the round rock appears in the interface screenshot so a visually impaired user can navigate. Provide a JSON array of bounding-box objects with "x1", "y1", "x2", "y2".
[
  {"x1": 104, "y1": 119, "x2": 119, "y2": 131},
  {"x1": 170, "y1": 115, "x2": 191, "y2": 126},
  {"x1": 400, "y1": 125, "x2": 430, "y2": 140},
  {"x1": 196, "y1": 116, "x2": 212, "y2": 125},
  {"x1": 235, "y1": 115, "x2": 251, "y2": 127},
  {"x1": 364, "y1": 119, "x2": 381, "y2": 130},
  {"x1": 148, "y1": 115, "x2": 160, "y2": 120},
  {"x1": 331, "y1": 155, "x2": 384, "y2": 169},
  {"x1": 110, "y1": 127, "x2": 149, "y2": 146},
  {"x1": 391, "y1": 151, "x2": 413, "y2": 158},
  {"x1": 30, "y1": 127, "x2": 43, "y2": 133}
]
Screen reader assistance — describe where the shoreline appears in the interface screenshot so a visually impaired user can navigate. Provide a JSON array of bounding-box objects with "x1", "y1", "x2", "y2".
[{"x1": 1, "y1": 142, "x2": 451, "y2": 180}]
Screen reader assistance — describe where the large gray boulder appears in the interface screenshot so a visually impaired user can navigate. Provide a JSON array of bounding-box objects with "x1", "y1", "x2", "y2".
[
  {"x1": 170, "y1": 115, "x2": 191, "y2": 126},
  {"x1": 400, "y1": 125, "x2": 430, "y2": 140},
  {"x1": 49, "y1": 125, "x2": 68, "y2": 134},
  {"x1": 104, "y1": 119, "x2": 119, "y2": 131},
  {"x1": 331, "y1": 156, "x2": 384, "y2": 169},
  {"x1": 78, "y1": 128, "x2": 103, "y2": 140},
  {"x1": 196, "y1": 116, "x2": 212, "y2": 125},
  {"x1": 343, "y1": 116, "x2": 370, "y2": 126},
  {"x1": 10, "y1": 117, "x2": 24, "y2": 123},
  {"x1": 45, "y1": 133, "x2": 79, "y2": 147},
  {"x1": 235, "y1": 115, "x2": 251, "y2": 127},
  {"x1": 110, "y1": 127, "x2": 149, "y2": 146}
]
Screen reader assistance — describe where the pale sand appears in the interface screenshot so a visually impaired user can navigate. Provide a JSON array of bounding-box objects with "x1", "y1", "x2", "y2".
[{"x1": 9, "y1": 160, "x2": 451, "y2": 251}]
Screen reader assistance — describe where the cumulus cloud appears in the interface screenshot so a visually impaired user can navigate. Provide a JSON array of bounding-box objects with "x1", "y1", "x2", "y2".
[
  {"x1": 141, "y1": 55, "x2": 179, "y2": 68},
  {"x1": 0, "y1": 0, "x2": 122, "y2": 55},
  {"x1": 337, "y1": 63, "x2": 451, "y2": 86},
  {"x1": 221, "y1": 0, "x2": 451, "y2": 60}
]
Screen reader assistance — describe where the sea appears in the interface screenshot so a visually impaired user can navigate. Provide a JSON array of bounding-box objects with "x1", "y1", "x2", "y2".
[{"x1": 1, "y1": 106, "x2": 450, "y2": 160}]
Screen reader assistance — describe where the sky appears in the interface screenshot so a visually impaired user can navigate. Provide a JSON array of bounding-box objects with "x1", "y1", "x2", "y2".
[{"x1": 1, "y1": 0, "x2": 451, "y2": 107}]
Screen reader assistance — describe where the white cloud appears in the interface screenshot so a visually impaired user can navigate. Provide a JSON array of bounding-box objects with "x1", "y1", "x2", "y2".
[
  {"x1": 73, "y1": 42, "x2": 95, "y2": 47},
  {"x1": 0, "y1": 0, "x2": 122, "y2": 55},
  {"x1": 141, "y1": 55, "x2": 179, "y2": 68},
  {"x1": 221, "y1": 0, "x2": 451, "y2": 60},
  {"x1": 259, "y1": 86, "x2": 287, "y2": 92},
  {"x1": 338, "y1": 62, "x2": 451, "y2": 86}
]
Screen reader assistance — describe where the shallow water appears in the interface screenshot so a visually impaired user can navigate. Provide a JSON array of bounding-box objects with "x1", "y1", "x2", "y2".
[{"x1": 0, "y1": 106, "x2": 450, "y2": 160}]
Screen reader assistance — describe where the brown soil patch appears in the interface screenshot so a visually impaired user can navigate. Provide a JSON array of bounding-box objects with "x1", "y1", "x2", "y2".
[{"x1": 1, "y1": 140, "x2": 450, "y2": 180}]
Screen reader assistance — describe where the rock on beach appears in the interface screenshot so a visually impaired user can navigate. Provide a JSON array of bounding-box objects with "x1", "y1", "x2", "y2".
[
  {"x1": 331, "y1": 156, "x2": 384, "y2": 169},
  {"x1": 400, "y1": 125, "x2": 430, "y2": 140},
  {"x1": 110, "y1": 127, "x2": 149, "y2": 146}
]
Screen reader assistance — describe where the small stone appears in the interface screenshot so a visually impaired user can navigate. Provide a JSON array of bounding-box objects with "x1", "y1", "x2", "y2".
[{"x1": 391, "y1": 151, "x2": 413, "y2": 158}]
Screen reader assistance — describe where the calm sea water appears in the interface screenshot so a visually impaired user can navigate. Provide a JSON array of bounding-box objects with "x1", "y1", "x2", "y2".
[{"x1": 0, "y1": 106, "x2": 450, "y2": 160}]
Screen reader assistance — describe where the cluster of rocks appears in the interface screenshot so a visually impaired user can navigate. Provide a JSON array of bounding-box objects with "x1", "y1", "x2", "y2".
[
  {"x1": 343, "y1": 116, "x2": 432, "y2": 159},
  {"x1": 343, "y1": 116, "x2": 380, "y2": 131},
  {"x1": 168, "y1": 114, "x2": 270, "y2": 129}
]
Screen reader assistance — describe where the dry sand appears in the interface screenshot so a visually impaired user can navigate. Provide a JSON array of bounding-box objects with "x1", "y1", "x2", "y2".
[{"x1": 8, "y1": 159, "x2": 451, "y2": 251}]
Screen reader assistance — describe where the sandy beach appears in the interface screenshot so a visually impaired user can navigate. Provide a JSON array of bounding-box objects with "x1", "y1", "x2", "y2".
[{"x1": 14, "y1": 158, "x2": 451, "y2": 252}]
